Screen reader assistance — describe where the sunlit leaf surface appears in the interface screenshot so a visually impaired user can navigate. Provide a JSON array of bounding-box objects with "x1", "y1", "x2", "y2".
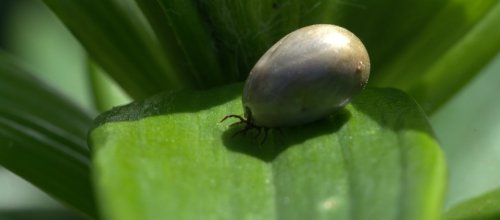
[{"x1": 91, "y1": 84, "x2": 445, "y2": 220}]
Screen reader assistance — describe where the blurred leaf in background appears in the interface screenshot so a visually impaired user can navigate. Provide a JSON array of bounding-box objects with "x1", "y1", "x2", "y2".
[
  {"x1": 41, "y1": 0, "x2": 500, "y2": 113},
  {"x1": 432, "y1": 54, "x2": 500, "y2": 209},
  {"x1": 0, "y1": 1, "x2": 95, "y2": 219},
  {"x1": 445, "y1": 187, "x2": 500, "y2": 220},
  {"x1": 0, "y1": 0, "x2": 499, "y2": 219},
  {"x1": 0, "y1": 168, "x2": 85, "y2": 220},
  {"x1": 2, "y1": 0, "x2": 93, "y2": 113},
  {"x1": 0, "y1": 51, "x2": 97, "y2": 217}
]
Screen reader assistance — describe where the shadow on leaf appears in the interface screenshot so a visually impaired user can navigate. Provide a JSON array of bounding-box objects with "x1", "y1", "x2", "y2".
[
  {"x1": 350, "y1": 88, "x2": 431, "y2": 133},
  {"x1": 221, "y1": 108, "x2": 351, "y2": 162}
]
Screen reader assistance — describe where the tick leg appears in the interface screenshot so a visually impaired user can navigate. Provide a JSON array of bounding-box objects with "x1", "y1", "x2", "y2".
[{"x1": 220, "y1": 114, "x2": 246, "y2": 123}]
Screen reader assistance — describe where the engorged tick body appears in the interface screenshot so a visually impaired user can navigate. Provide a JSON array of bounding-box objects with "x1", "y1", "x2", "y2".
[{"x1": 222, "y1": 24, "x2": 370, "y2": 140}]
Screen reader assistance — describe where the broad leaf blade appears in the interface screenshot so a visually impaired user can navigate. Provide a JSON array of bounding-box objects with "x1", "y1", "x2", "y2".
[
  {"x1": 0, "y1": 52, "x2": 97, "y2": 218},
  {"x1": 445, "y1": 188, "x2": 500, "y2": 220},
  {"x1": 90, "y1": 84, "x2": 445, "y2": 220}
]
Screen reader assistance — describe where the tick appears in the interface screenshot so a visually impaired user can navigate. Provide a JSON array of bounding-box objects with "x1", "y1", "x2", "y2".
[{"x1": 222, "y1": 24, "x2": 370, "y2": 143}]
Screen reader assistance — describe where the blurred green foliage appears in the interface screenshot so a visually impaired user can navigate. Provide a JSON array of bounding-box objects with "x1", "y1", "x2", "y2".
[{"x1": 0, "y1": 0, "x2": 499, "y2": 219}]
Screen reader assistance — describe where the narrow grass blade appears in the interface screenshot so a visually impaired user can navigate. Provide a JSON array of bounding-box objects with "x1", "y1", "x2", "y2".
[
  {"x1": 42, "y1": 0, "x2": 188, "y2": 99},
  {"x1": 0, "y1": 52, "x2": 97, "y2": 217}
]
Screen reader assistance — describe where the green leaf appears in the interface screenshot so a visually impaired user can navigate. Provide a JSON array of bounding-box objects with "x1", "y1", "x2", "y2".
[
  {"x1": 195, "y1": 0, "x2": 281, "y2": 80},
  {"x1": 90, "y1": 83, "x2": 446, "y2": 220},
  {"x1": 194, "y1": 0, "x2": 343, "y2": 80},
  {"x1": 430, "y1": 55, "x2": 500, "y2": 209},
  {"x1": 88, "y1": 59, "x2": 132, "y2": 112},
  {"x1": 371, "y1": 0, "x2": 500, "y2": 113},
  {"x1": 189, "y1": 0, "x2": 499, "y2": 113},
  {"x1": 136, "y1": 0, "x2": 225, "y2": 86},
  {"x1": 42, "y1": 0, "x2": 189, "y2": 99},
  {"x1": 0, "y1": 52, "x2": 97, "y2": 218},
  {"x1": 445, "y1": 188, "x2": 500, "y2": 220},
  {"x1": 43, "y1": 0, "x2": 497, "y2": 113}
]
